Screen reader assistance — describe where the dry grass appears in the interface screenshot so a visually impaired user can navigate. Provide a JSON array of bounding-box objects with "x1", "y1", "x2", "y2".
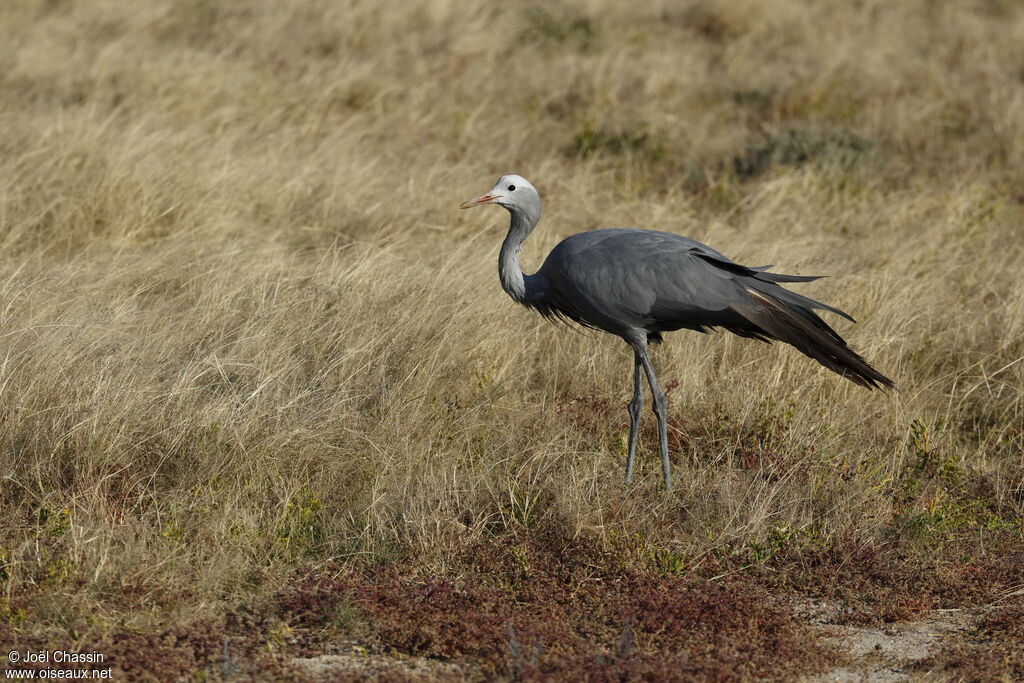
[{"x1": 1, "y1": 0, "x2": 1023, "y2": 676}]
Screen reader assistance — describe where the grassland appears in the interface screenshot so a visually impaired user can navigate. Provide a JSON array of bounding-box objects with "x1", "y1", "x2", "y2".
[{"x1": 1, "y1": 0, "x2": 1022, "y2": 679}]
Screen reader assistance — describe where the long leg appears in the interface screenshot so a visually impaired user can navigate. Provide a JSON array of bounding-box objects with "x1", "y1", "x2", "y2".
[
  {"x1": 636, "y1": 344, "x2": 671, "y2": 490},
  {"x1": 624, "y1": 352, "x2": 643, "y2": 485}
]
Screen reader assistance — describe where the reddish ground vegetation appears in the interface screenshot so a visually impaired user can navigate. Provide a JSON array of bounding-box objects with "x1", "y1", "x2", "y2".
[
  {"x1": 3, "y1": 527, "x2": 1021, "y2": 679},
  {"x1": 268, "y1": 533, "x2": 836, "y2": 680},
  {"x1": 748, "y1": 529, "x2": 1024, "y2": 625},
  {"x1": 0, "y1": 620, "x2": 296, "y2": 681},
  {"x1": 915, "y1": 604, "x2": 1024, "y2": 680}
]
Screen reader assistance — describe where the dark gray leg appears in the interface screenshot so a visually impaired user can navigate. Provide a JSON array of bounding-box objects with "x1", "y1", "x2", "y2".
[
  {"x1": 636, "y1": 345, "x2": 671, "y2": 490},
  {"x1": 624, "y1": 353, "x2": 643, "y2": 485}
]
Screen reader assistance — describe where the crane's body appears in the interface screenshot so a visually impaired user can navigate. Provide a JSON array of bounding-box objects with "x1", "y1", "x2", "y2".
[{"x1": 461, "y1": 175, "x2": 893, "y2": 489}]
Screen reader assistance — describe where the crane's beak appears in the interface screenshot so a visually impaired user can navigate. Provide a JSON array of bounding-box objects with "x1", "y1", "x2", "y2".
[{"x1": 459, "y1": 192, "x2": 499, "y2": 209}]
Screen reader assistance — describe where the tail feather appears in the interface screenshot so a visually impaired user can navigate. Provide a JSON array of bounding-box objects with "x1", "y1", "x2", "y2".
[
  {"x1": 729, "y1": 288, "x2": 894, "y2": 390},
  {"x1": 762, "y1": 281, "x2": 857, "y2": 323},
  {"x1": 752, "y1": 268, "x2": 825, "y2": 284}
]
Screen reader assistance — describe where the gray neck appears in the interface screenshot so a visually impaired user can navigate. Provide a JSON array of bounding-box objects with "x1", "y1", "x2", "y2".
[{"x1": 499, "y1": 208, "x2": 538, "y2": 304}]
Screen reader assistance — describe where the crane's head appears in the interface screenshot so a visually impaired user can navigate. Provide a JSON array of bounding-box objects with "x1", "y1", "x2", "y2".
[{"x1": 459, "y1": 175, "x2": 541, "y2": 221}]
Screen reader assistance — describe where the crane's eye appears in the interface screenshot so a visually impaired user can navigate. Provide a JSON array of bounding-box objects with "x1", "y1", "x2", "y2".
[{"x1": 507, "y1": 185, "x2": 516, "y2": 191}]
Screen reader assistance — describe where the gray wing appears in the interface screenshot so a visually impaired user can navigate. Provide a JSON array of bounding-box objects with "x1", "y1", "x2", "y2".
[
  {"x1": 531, "y1": 228, "x2": 892, "y2": 389},
  {"x1": 533, "y1": 228, "x2": 845, "y2": 332}
]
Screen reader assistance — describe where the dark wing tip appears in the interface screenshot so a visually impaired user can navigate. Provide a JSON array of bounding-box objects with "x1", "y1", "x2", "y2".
[
  {"x1": 755, "y1": 272, "x2": 826, "y2": 284},
  {"x1": 733, "y1": 291, "x2": 893, "y2": 392},
  {"x1": 845, "y1": 367, "x2": 897, "y2": 391},
  {"x1": 832, "y1": 307, "x2": 857, "y2": 324}
]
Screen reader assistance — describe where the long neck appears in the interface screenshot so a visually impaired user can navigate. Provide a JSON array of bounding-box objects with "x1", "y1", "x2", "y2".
[{"x1": 499, "y1": 209, "x2": 537, "y2": 304}]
